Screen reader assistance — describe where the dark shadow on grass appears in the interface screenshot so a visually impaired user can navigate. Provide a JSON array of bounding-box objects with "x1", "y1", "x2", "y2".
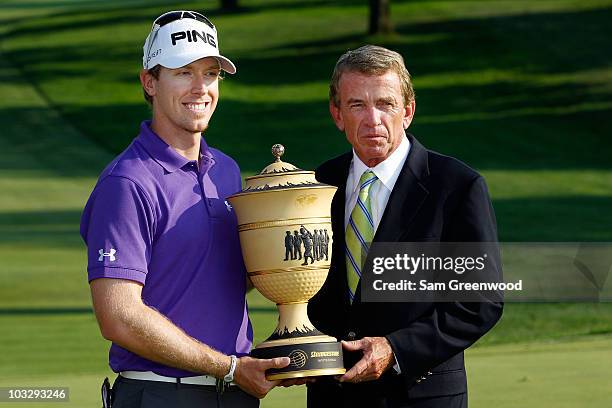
[
  {"x1": 0, "y1": 0, "x2": 181, "y2": 30},
  {"x1": 234, "y1": 6, "x2": 612, "y2": 85},
  {"x1": 0, "y1": 307, "x2": 93, "y2": 315},
  {"x1": 0, "y1": 305, "x2": 276, "y2": 315},
  {"x1": 1, "y1": 195, "x2": 612, "y2": 250},
  {"x1": 393, "y1": 6, "x2": 612, "y2": 77},
  {"x1": 4, "y1": 11, "x2": 168, "y2": 39},
  {"x1": 5, "y1": 6, "x2": 612, "y2": 86},
  {"x1": 0, "y1": 105, "x2": 115, "y2": 177},
  {"x1": 0, "y1": 0, "x2": 164, "y2": 11},
  {"x1": 1, "y1": 0, "x2": 359, "y2": 39},
  {"x1": 37, "y1": 96, "x2": 612, "y2": 174},
  {"x1": 0, "y1": 210, "x2": 84, "y2": 247},
  {"x1": 2, "y1": 43, "x2": 141, "y2": 75},
  {"x1": 53, "y1": 100, "x2": 342, "y2": 175},
  {"x1": 1, "y1": 4, "x2": 611, "y2": 173},
  {"x1": 493, "y1": 196, "x2": 612, "y2": 242},
  {"x1": 1, "y1": 88, "x2": 609, "y2": 176}
]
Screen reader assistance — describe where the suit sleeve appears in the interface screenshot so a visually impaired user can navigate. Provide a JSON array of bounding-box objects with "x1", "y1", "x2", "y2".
[{"x1": 385, "y1": 176, "x2": 503, "y2": 384}]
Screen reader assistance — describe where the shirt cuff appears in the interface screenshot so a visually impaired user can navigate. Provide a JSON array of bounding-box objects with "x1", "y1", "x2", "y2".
[
  {"x1": 392, "y1": 352, "x2": 401, "y2": 374},
  {"x1": 88, "y1": 266, "x2": 147, "y2": 285}
]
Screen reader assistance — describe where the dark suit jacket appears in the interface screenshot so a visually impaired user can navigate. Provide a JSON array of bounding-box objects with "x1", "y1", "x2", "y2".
[{"x1": 307, "y1": 134, "x2": 503, "y2": 406}]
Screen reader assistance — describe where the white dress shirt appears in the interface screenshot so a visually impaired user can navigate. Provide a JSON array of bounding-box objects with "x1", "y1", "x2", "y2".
[
  {"x1": 344, "y1": 136, "x2": 411, "y2": 231},
  {"x1": 343, "y1": 135, "x2": 411, "y2": 374}
]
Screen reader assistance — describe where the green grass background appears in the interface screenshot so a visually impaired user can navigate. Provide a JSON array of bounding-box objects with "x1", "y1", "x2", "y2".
[{"x1": 1, "y1": 0, "x2": 611, "y2": 406}]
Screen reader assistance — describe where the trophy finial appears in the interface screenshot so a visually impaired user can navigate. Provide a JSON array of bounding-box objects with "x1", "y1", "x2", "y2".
[{"x1": 271, "y1": 144, "x2": 285, "y2": 162}]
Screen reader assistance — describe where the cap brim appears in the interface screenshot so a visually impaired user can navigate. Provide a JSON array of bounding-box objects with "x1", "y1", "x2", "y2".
[
  {"x1": 215, "y1": 55, "x2": 237, "y2": 74},
  {"x1": 158, "y1": 53, "x2": 236, "y2": 74}
]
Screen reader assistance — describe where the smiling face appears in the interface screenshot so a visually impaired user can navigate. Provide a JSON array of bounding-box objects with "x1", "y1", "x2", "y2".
[
  {"x1": 330, "y1": 70, "x2": 415, "y2": 167},
  {"x1": 140, "y1": 57, "x2": 221, "y2": 145}
]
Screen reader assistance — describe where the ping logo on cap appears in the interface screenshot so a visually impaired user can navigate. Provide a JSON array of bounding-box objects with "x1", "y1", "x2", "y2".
[{"x1": 170, "y1": 30, "x2": 217, "y2": 48}]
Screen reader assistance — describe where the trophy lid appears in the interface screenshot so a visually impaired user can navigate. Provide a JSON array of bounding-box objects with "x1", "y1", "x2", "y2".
[{"x1": 239, "y1": 144, "x2": 326, "y2": 193}]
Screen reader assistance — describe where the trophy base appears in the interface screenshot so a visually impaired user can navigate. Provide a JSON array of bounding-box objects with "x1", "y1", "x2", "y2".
[{"x1": 251, "y1": 337, "x2": 346, "y2": 380}]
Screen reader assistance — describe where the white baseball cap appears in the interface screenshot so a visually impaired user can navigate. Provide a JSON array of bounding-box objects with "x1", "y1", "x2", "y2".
[{"x1": 143, "y1": 10, "x2": 236, "y2": 74}]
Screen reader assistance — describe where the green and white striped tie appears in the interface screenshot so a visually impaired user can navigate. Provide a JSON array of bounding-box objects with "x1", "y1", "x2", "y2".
[{"x1": 346, "y1": 170, "x2": 378, "y2": 303}]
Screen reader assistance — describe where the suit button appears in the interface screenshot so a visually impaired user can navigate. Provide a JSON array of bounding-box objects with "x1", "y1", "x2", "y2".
[{"x1": 347, "y1": 331, "x2": 356, "y2": 340}]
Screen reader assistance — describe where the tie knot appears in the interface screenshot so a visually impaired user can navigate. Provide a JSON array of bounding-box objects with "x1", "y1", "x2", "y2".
[{"x1": 358, "y1": 170, "x2": 378, "y2": 191}]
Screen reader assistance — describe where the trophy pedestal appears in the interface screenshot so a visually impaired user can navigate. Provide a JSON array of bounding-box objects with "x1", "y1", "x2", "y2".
[{"x1": 250, "y1": 303, "x2": 346, "y2": 380}]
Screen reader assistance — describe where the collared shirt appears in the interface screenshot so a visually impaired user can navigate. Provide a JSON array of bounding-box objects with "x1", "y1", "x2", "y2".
[
  {"x1": 344, "y1": 135, "x2": 411, "y2": 374},
  {"x1": 80, "y1": 121, "x2": 252, "y2": 377},
  {"x1": 344, "y1": 136, "x2": 411, "y2": 230}
]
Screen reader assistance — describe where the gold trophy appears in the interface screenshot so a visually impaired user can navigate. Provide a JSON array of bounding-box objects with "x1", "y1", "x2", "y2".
[{"x1": 227, "y1": 145, "x2": 346, "y2": 380}]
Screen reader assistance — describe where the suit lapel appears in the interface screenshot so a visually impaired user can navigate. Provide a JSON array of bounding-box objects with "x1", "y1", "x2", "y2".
[
  {"x1": 374, "y1": 134, "x2": 430, "y2": 243},
  {"x1": 315, "y1": 152, "x2": 352, "y2": 311},
  {"x1": 330, "y1": 182, "x2": 349, "y2": 307}
]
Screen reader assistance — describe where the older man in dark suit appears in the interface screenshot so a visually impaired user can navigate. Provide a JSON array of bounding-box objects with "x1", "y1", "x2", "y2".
[{"x1": 307, "y1": 45, "x2": 503, "y2": 408}]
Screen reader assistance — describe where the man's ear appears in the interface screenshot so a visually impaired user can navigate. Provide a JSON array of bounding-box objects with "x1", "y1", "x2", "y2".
[
  {"x1": 329, "y1": 100, "x2": 345, "y2": 132},
  {"x1": 140, "y1": 69, "x2": 157, "y2": 99},
  {"x1": 402, "y1": 99, "x2": 416, "y2": 129}
]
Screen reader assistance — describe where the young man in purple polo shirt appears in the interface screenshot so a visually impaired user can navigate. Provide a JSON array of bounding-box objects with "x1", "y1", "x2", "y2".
[{"x1": 80, "y1": 11, "x2": 289, "y2": 407}]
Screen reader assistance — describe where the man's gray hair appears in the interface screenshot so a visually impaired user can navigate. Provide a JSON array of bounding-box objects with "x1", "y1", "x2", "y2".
[{"x1": 329, "y1": 44, "x2": 415, "y2": 107}]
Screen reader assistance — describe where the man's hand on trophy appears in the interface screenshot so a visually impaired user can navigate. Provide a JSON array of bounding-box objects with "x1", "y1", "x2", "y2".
[
  {"x1": 234, "y1": 356, "x2": 290, "y2": 399},
  {"x1": 338, "y1": 337, "x2": 394, "y2": 383}
]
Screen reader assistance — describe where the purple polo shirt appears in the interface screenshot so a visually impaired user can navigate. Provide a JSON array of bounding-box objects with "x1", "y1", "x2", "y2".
[{"x1": 80, "y1": 121, "x2": 252, "y2": 377}]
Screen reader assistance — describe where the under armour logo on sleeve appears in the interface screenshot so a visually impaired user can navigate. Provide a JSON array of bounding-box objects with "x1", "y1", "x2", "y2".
[{"x1": 98, "y1": 248, "x2": 117, "y2": 262}]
